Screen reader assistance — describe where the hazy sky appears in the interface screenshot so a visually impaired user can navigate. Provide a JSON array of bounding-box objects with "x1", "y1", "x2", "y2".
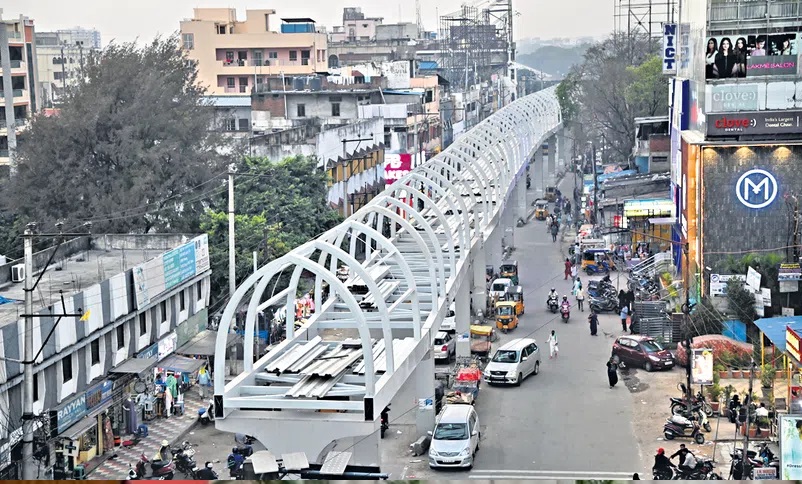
[{"x1": 2, "y1": 0, "x2": 613, "y2": 46}]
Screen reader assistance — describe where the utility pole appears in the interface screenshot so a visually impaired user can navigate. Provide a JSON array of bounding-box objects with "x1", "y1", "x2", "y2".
[
  {"x1": 59, "y1": 44, "x2": 67, "y2": 92},
  {"x1": 741, "y1": 360, "x2": 757, "y2": 479},
  {"x1": 21, "y1": 223, "x2": 34, "y2": 480},
  {"x1": 228, "y1": 163, "x2": 237, "y2": 298},
  {"x1": 0, "y1": 16, "x2": 18, "y2": 174},
  {"x1": 683, "y1": 241, "x2": 693, "y2": 404}
]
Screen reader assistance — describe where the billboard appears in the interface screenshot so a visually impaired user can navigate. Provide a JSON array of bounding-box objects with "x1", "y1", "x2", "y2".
[
  {"x1": 384, "y1": 153, "x2": 412, "y2": 186},
  {"x1": 133, "y1": 234, "x2": 210, "y2": 309},
  {"x1": 705, "y1": 33, "x2": 798, "y2": 79},
  {"x1": 706, "y1": 83, "x2": 760, "y2": 112},
  {"x1": 691, "y1": 348, "x2": 714, "y2": 385},
  {"x1": 780, "y1": 414, "x2": 802, "y2": 479},
  {"x1": 709, "y1": 274, "x2": 747, "y2": 296},
  {"x1": 662, "y1": 23, "x2": 677, "y2": 74},
  {"x1": 707, "y1": 110, "x2": 802, "y2": 137}
]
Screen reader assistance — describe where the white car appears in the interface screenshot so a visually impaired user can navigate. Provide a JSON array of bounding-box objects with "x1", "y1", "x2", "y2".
[
  {"x1": 483, "y1": 338, "x2": 540, "y2": 386},
  {"x1": 489, "y1": 278, "x2": 512, "y2": 299},
  {"x1": 428, "y1": 404, "x2": 480, "y2": 469},
  {"x1": 433, "y1": 331, "x2": 455, "y2": 361},
  {"x1": 441, "y1": 303, "x2": 456, "y2": 332}
]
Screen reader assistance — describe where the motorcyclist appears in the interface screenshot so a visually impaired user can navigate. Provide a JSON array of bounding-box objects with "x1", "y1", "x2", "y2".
[
  {"x1": 153, "y1": 440, "x2": 170, "y2": 463},
  {"x1": 652, "y1": 448, "x2": 676, "y2": 479},
  {"x1": 547, "y1": 288, "x2": 558, "y2": 305},
  {"x1": 560, "y1": 296, "x2": 570, "y2": 310},
  {"x1": 196, "y1": 462, "x2": 219, "y2": 480}
]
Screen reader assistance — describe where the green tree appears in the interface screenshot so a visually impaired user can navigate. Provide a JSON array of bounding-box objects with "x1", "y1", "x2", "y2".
[
  {"x1": 726, "y1": 279, "x2": 758, "y2": 326},
  {"x1": 200, "y1": 156, "x2": 342, "y2": 306},
  {"x1": 687, "y1": 298, "x2": 725, "y2": 339},
  {"x1": 4, "y1": 36, "x2": 232, "y2": 233},
  {"x1": 717, "y1": 252, "x2": 784, "y2": 315}
]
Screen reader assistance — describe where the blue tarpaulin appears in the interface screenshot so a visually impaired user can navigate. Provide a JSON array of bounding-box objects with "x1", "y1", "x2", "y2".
[
  {"x1": 597, "y1": 170, "x2": 637, "y2": 183},
  {"x1": 722, "y1": 320, "x2": 747, "y2": 342},
  {"x1": 0, "y1": 295, "x2": 21, "y2": 305},
  {"x1": 418, "y1": 61, "x2": 438, "y2": 70},
  {"x1": 754, "y1": 316, "x2": 802, "y2": 352}
]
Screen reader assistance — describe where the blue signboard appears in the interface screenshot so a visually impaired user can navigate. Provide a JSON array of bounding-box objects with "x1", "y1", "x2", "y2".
[
  {"x1": 163, "y1": 243, "x2": 197, "y2": 290},
  {"x1": 55, "y1": 393, "x2": 86, "y2": 434},
  {"x1": 85, "y1": 380, "x2": 113, "y2": 412},
  {"x1": 137, "y1": 343, "x2": 158, "y2": 360}
]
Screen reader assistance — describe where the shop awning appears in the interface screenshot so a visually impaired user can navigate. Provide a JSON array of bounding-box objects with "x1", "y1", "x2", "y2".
[
  {"x1": 158, "y1": 354, "x2": 205, "y2": 374},
  {"x1": 63, "y1": 414, "x2": 98, "y2": 440},
  {"x1": 176, "y1": 330, "x2": 241, "y2": 357},
  {"x1": 754, "y1": 316, "x2": 802, "y2": 352},
  {"x1": 110, "y1": 357, "x2": 157, "y2": 374}
]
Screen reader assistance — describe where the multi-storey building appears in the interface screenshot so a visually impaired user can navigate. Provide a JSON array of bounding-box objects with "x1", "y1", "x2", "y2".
[
  {"x1": 35, "y1": 28, "x2": 100, "y2": 107},
  {"x1": 669, "y1": 0, "x2": 802, "y2": 303},
  {"x1": 328, "y1": 7, "x2": 384, "y2": 44},
  {"x1": 180, "y1": 8, "x2": 328, "y2": 96},
  {"x1": 0, "y1": 15, "x2": 38, "y2": 168},
  {"x1": 0, "y1": 234, "x2": 213, "y2": 479}
]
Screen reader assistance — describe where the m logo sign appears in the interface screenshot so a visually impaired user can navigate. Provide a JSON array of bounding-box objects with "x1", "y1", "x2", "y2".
[{"x1": 736, "y1": 169, "x2": 778, "y2": 209}]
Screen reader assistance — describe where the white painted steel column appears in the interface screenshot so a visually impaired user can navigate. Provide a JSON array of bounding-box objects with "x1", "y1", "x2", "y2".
[
  {"x1": 516, "y1": 177, "x2": 528, "y2": 222},
  {"x1": 455, "y1": 280, "x2": 471, "y2": 357},
  {"x1": 558, "y1": 129, "x2": 567, "y2": 169},
  {"x1": 487, "y1": 225, "x2": 503, "y2": 271},
  {"x1": 471, "y1": 239, "x2": 487, "y2": 318},
  {"x1": 416, "y1": 351, "x2": 436, "y2": 435},
  {"x1": 547, "y1": 134, "x2": 557, "y2": 184}
]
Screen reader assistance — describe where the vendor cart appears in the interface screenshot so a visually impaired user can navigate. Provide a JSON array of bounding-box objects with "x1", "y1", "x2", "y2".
[
  {"x1": 470, "y1": 325, "x2": 494, "y2": 359},
  {"x1": 447, "y1": 364, "x2": 482, "y2": 405}
]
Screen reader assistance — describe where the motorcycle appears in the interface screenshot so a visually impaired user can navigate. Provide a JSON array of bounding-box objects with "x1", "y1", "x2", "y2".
[
  {"x1": 171, "y1": 442, "x2": 197, "y2": 478},
  {"x1": 227, "y1": 451, "x2": 246, "y2": 479},
  {"x1": 729, "y1": 446, "x2": 779, "y2": 480},
  {"x1": 588, "y1": 294, "x2": 618, "y2": 313},
  {"x1": 380, "y1": 405, "x2": 390, "y2": 438},
  {"x1": 560, "y1": 302, "x2": 570, "y2": 322},
  {"x1": 663, "y1": 414, "x2": 705, "y2": 444},
  {"x1": 584, "y1": 260, "x2": 611, "y2": 275},
  {"x1": 135, "y1": 452, "x2": 175, "y2": 480},
  {"x1": 671, "y1": 394, "x2": 713, "y2": 418},
  {"x1": 547, "y1": 296, "x2": 559, "y2": 313},
  {"x1": 198, "y1": 399, "x2": 215, "y2": 425}
]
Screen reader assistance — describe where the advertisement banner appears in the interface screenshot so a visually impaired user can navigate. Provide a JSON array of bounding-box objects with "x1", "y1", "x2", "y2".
[
  {"x1": 706, "y1": 84, "x2": 760, "y2": 112},
  {"x1": 194, "y1": 234, "x2": 210, "y2": 274},
  {"x1": 705, "y1": 33, "x2": 798, "y2": 79},
  {"x1": 707, "y1": 110, "x2": 802, "y2": 137},
  {"x1": 787, "y1": 327, "x2": 802, "y2": 363},
  {"x1": 85, "y1": 380, "x2": 113, "y2": 412},
  {"x1": 780, "y1": 414, "x2": 802, "y2": 479},
  {"x1": 662, "y1": 23, "x2": 677, "y2": 74},
  {"x1": 691, "y1": 348, "x2": 713, "y2": 385},
  {"x1": 134, "y1": 237, "x2": 207, "y2": 309},
  {"x1": 781, "y1": 280, "x2": 800, "y2": 293},
  {"x1": 710, "y1": 274, "x2": 746, "y2": 296},
  {"x1": 747, "y1": 266, "x2": 762, "y2": 292},
  {"x1": 158, "y1": 332, "x2": 178, "y2": 360},
  {"x1": 384, "y1": 153, "x2": 412, "y2": 186},
  {"x1": 779, "y1": 263, "x2": 802, "y2": 281},
  {"x1": 163, "y1": 243, "x2": 197, "y2": 290}
]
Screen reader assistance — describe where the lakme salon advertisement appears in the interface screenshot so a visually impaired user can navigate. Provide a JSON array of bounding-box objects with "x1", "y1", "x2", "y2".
[{"x1": 705, "y1": 33, "x2": 798, "y2": 79}]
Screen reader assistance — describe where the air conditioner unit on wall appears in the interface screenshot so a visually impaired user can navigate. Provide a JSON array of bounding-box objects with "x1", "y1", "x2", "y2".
[{"x1": 11, "y1": 264, "x2": 24, "y2": 283}]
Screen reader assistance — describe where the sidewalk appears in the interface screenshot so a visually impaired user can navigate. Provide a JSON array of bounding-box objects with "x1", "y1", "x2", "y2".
[{"x1": 88, "y1": 390, "x2": 206, "y2": 479}]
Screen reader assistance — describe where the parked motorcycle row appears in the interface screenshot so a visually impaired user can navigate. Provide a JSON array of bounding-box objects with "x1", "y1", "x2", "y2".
[
  {"x1": 128, "y1": 440, "x2": 219, "y2": 480},
  {"x1": 663, "y1": 384, "x2": 713, "y2": 445}
]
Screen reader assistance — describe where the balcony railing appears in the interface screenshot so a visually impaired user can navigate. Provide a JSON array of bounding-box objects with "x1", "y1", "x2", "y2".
[
  {"x1": 8, "y1": 60, "x2": 21, "y2": 69},
  {"x1": 7, "y1": 32, "x2": 21, "y2": 40},
  {"x1": 0, "y1": 89, "x2": 24, "y2": 98},
  {"x1": 223, "y1": 86, "x2": 249, "y2": 93},
  {"x1": 710, "y1": 0, "x2": 800, "y2": 22}
]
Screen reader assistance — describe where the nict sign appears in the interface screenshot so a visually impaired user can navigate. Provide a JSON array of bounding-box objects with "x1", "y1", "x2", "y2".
[{"x1": 662, "y1": 23, "x2": 677, "y2": 74}]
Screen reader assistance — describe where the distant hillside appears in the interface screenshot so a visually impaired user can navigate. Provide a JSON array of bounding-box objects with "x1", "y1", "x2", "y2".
[{"x1": 516, "y1": 44, "x2": 590, "y2": 79}]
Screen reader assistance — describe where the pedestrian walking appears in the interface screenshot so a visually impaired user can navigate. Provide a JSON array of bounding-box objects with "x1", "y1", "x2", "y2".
[
  {"x1": 626, "y1": 288, "x2": 635, "y2": 312},
  {"x1": 551, "y1": 223, "x2": 559, "y2": 242},
  {"x1": 570, "y1": 262, "x2": 578, "y2": 280},
  {"x1": 607, "y1": 356, "x2": 619, "y2": 388},
  {"x1": 547, "y1": 330, "x2": 559, "y2": 359},
  {"x1": 588, "y1": 311, "x2": 598, "y2": 335},
  {"x1": 546, "y1": 214, "x2": 553, "y2": 232},
  {"x1": 620, "y1": 304, "x2": 629, "y2": 332},
  {"x1": 575, "y1": 283, "x2": 585, "y2": 312},
  {"x1": 564, "y1": 258, "x2": 572, "y2": 280}
]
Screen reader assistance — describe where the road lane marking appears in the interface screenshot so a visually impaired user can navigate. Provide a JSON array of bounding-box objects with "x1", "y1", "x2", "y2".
[{"x1": 471, "y1": 470, "x2": 641, "y2": 475}]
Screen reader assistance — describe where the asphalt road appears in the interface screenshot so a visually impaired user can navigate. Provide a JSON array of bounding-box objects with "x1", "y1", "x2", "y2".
[{"x1": 424, "y1": 174, "x2": 646, "y2": 480}]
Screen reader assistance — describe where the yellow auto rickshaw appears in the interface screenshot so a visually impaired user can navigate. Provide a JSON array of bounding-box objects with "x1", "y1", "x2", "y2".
[
  {"x1": 506, "y1": 285, "x2": 524, "y2": 315},
  {"x1": 545, "y1": 186, "x2": 558, "y2": 202},
  {"x1": 499, "y1": 260, "x2": 519, "y2": 286},
  {"x1": 495, "y1": 301, "x2": 519, "y2": 333},
  {"x1": 470, "y1": 325, "x2": 493, "y2": 358},
  {"x1": 534, "y1": 200, "x2": 549, "y2": 220}
]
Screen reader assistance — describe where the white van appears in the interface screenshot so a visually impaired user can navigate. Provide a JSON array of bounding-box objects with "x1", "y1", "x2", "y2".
[
  {"x1": 482, "y1": 338, "x2": 540, "y2": 386},
  {"x1": 428, "y1": 404, "x2": 480, "y2": 469}
]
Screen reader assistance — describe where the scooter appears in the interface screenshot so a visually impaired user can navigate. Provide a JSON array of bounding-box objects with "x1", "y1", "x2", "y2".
[
  {"x1": 547, "y1": 296, "x2": 559, "y2": 313},
  {"x1": 135, "y1": 453, "x2": 175, "y2": 480},
  {"x1": 588, "y1": 294, "x2": 618, "y2": 313},
  {"x1": 198, "y1": 399, "x2": 215, "y2": 425},
  {"x1": 560, "y1": 302, "x2": 570, "y2": 322},
  {"x1": 380, "y1": 405, "x2": 390, "y2": 438},
  {"x1": 584, "y1": 260, "x2": 611, "y2": 275},
  {"x1": 663, "y1": 414, "x2": 705, "y2": 444}
]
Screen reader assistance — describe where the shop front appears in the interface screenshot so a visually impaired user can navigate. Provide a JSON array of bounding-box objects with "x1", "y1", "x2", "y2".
[{"x1": 622, "y1": 198, "x2": 675, "y2": 254}]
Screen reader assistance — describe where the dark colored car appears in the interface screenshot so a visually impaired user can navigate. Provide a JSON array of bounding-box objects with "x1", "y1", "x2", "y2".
[{"x1": 611, "y1": 335, "x2": 674, "y2": 372}]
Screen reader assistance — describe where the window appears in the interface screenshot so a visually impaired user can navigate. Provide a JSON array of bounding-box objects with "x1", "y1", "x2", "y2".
[
  {"x1": 217, "y1": 25, "x2": 226, "y2": 35},
  {"x1": 224, "y1": 118, "x2": 236, "y2": 131},
  {"x1": 54, "y1": 72, "x2": 65, "y2": 81},
  {"x1": 297, "y1": 104, "x2": 306, "y2": 117},
  {"x1": 268, "y1": 51, "x2": 278, "y2": 59},
  {"x1": 62, "y1": 355, "x2": 73, "y2": 383},
  {"x1": 90, "y1": 339, "x2": 100, "y2": 365},
  {"x1": 239, "y1": 77, "x2": 248, "y2": 93},
  {"x1": 301, "y1": 50, "x2": 310, "y2": 66},
  {"x1": 180, "y1": 290, "x2": 186, "y2": 311},
  {"x1": 33, "y1": 373, "x2": 39, "y2": 402},
  {"x1": 139, "y1": 313, "x2": 147, "y2": 335},
  {"x1": 425, "y1": 89, "x2": 434, "y2": 103},
  {"x1": 196, "y1": 281, "x2": 203, "y2": 300},
  {"x1": 289, "y1": 50, "x2": 298, "y2": 62},
  {"x1": 181, "y1": 33, "x2": 194, "y2": 50},
  {"x1": 227, "y1": 77, "x2": 235, "y2": 88},
  {"x1": 253, "y1": 50, "x2": 263, "y2": 66},
  {"x1": 331, "y1": 103, "x2": 340, "y2": 117},
  {"x1": 116, "y1": 325, "x2": 125, "y2": 349},
  {"x1": 160, "y1": 301, "x2": 168, "y2": 322},
  {"x1": 238, "y1": 118, "x2": 249, "y2": 131}
]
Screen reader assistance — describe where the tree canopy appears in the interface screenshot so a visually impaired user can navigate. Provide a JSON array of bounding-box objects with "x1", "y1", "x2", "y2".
[
  {"x1": 556, "y1": 33, "x2": 669, "y2": 163},
  {"x1": 200, "y1": 156, "x2": 342, "y2": 306},
  {"x1": 4, "y1": 36, "x2": 231, "y2": 234}
]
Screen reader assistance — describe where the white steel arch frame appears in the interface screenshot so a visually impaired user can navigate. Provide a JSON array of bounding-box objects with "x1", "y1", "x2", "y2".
[{"x1": 214, "y1": 87, "x2": 561, "y2": 417}]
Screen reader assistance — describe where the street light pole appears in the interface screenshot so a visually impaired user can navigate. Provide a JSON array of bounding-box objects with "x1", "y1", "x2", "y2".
[
  {"x1": 21, "y1": 224, "x2": 34, "y2": 480},
  {"x1": 228, "y1": 163, "x2": 237, "y2": 298}
]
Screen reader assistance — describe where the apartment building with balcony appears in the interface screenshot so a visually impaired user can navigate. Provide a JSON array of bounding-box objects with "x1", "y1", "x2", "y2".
[
  {"x1": 180, "y1": 8, "x2": 328, "y2": 96},
  {"x1": 329, "y1": 7, "x2": 384, "y2": 44},
  {"x1": 669, "y1": 0, "x2": 802, "y2": 299},
  {"x1": 1, "y1": 15, "x2": 38, "y2": 167},
  {"x1": 35, "y1": 28, "x2": 100, "y2": 107}
]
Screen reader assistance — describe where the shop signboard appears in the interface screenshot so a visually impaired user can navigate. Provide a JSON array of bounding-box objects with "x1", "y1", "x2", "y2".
[
  {"x1": 137, "y1": 342, "x2": 158, "y2": 360},
  {"x1": 691, "y1": 348, "x2": 713, "y2": 385},
  {"x1": 704, "y1": 33, "x2": 798, "y2": 80},
  {"x1": 753, "y1": 467, "x2": 777, "y2": 480},
  {"x1": 158, "y1": 332, "x2": 178, "y2": 360},
  {"x1": 133, "y1": 236, "x2": 209, "y2": 309},
  {"x1": 384, "y1": 153, "x2": 412, "y2": 186},
  {"x1": 781, "y1": 280, "x2": 799, "y2": 293},
  {"x1": 53, "y1": 393, "x2": 87, "y2": 435},
  {"x1": 709, "y1": 274, "x2": 746, "y2": 296},
  {"x1": 85, "y1": 380, "x2": 113, "y2": 412},
  {"x1": 163, "y1": 243, "x2": 197, "y2": 290},
  {"x1": 193, "y1": 234, "x2": 210, "y2": 274},
  {"x1": 623, "y1": 199, "x2": 675, "y2": 218},
  {"x1": 662, "y1": 23, "x2": 677, "y2": 74},
  {"x1": 780, "y1": 414, "x2": 802, "y2": 479},
  {"x1": 787, "y1": 327, "x2": 802, "y2": 363},
  {"x1": 706, "y1": 84, "x2": 760, "y2": 112},
  {"x1": 747, "y1": 266, "x2": 762, "y2": 292},
  {"x1": 707, "y1": 111, "x2": 802, "y2": 137},
  {"x1": 784, "y1": 307, "x2": 796, "y2": 317},
  {"x1": 780, "y1": 263, "x2": 802, "y2": 281}
]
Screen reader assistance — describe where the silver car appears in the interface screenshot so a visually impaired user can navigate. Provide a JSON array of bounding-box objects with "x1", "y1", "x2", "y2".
[
  {"x1": 433, "y1": 331, "x2": 455, "y2": 361},
  {"x1": 482, "y1": 338, "x2": 540, "y2": 386},
  {"x1": 428, "y1": 404, "x2": 480, "y2": 469}
]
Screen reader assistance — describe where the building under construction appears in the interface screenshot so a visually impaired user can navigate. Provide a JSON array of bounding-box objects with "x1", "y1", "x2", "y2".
[
  {"x1": 614, "y1": 0, "x2": 678, "y2": 38},
  {"x1": 437, "y1": 0, "x2": 514, "y2": 91}
]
